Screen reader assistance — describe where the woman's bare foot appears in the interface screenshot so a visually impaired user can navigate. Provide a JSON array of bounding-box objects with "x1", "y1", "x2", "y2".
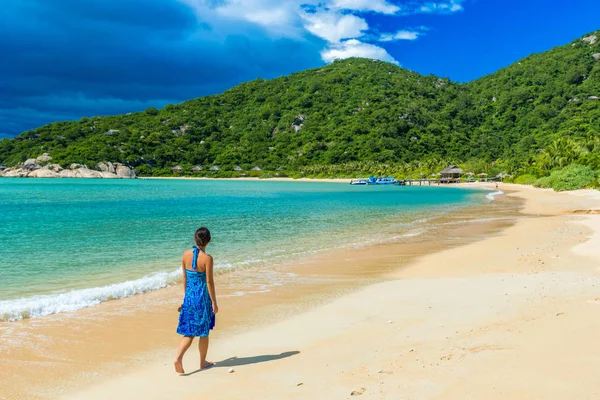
[
  {"x1": 174, "y1": 360, "x2": 185, "y2": 373},
  {"x1": 200, "y1": 361, "x2": 214, "y2": 369}
]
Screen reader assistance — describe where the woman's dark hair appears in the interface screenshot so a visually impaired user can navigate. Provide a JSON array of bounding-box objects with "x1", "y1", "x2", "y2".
[{"x1": 194, "y1": 227, "x2": 211, "y2": 247}]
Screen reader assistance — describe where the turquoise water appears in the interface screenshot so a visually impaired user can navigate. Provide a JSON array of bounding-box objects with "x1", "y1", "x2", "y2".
[{"x1": 0, "y1": 178, "x2": 483, "y2": 321}]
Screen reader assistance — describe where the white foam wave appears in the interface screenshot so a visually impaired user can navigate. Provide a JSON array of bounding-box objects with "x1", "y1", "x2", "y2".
[
  {"x1": 485, "y1": 190, "x2": 504, "y2": 201},
  {"x1": 0, "y1": 213, "x2": 454, "y2": 322},
  {"x1": 0, "y1": 270, "x2": 180, "y2": 322}
]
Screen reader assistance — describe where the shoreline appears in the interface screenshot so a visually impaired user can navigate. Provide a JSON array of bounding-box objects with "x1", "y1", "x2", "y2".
[
  {"x1": 4, "y1": 183, "x2": 600, "y2": 399},
  {"x1": 0, "y1": 183, "x2": 480, "y2": 322},
  {"x1": 68, "y1": 184, "x2": 600, "y2": 399},
  {"x1": 0, "y1": 187, "x2": 519, "y2": 399}
]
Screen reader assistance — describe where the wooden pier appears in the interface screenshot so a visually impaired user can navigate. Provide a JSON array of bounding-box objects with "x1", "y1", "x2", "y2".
[{"x1": 396, "y1": 178, "x2": 460, "y2": 186}]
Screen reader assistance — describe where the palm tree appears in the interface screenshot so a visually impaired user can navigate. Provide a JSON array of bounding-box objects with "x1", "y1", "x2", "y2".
[{"x1": 542, "y1": 138, "x2": 581, "y2": 170}]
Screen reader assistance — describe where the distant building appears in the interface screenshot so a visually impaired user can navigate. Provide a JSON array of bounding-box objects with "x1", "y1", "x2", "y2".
[
  {"x1": 209, "y1": 166, "x2": 220, "y2": 171},
  {"x1": 233, "y1": 166, "x2": 243, "y2": 171},
  {"x1": 439, "y1": 165, "x2": 463, "y2": 183},
  {"x1": 0, "y1": 164, "x2": 6, "y2": 171},
  {"x1": 251, "y1": 166, "x2": 261, "y2": 171},
  {"x1": 190, "y1": 166, "x2": 203, "y2": 172},
  {"x1": 171, "y1": 165, "x2": 183, "y2": 172}
]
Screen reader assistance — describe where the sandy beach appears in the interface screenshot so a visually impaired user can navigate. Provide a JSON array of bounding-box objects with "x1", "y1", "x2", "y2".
[{"x1": 3, "y1": 183, "x2": 600, "y2": 399}]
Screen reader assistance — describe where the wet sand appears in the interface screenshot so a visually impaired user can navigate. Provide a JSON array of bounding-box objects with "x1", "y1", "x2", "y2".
[{"x1": 0, "y1": 187, "x2": 520, "y2": 399}]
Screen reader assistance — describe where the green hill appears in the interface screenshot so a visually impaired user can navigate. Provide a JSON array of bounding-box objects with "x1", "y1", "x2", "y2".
[{"x1": 1, "y1": 30, "x2": 599, "y2": 181}]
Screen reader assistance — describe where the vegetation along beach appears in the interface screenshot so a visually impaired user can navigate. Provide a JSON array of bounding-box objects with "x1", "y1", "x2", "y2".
[{"x1": 1, "y1": 1, "x2": 600, "y2": 398}]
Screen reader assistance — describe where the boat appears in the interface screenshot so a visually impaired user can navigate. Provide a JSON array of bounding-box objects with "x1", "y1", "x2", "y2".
[
  {"x1": 350, "y1": 179, "x2": 368, "y2": 185},
  {"x1": 367, "y1": 176, "x2": 396, "y2": 185}
]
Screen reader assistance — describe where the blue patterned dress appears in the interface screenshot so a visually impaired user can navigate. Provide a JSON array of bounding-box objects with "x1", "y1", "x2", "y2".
[{"x1": 176, "y1": 246, "x2": 215, "y2": 337}]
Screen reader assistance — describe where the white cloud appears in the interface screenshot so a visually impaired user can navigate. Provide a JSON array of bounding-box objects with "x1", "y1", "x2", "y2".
[
  {"x1": 180, "y1": 0, "x2": 467, "y2": 65},
  {"x1": 302, "y1": 11, "x2": 368, "y2": 43},
  {"x1": 380, "y1": 30, "x2": 420, "y2": 42},
  {"x1": 419, "y1": 1, "x2": 464, "y2": 14},
  {"x1": 331, "y1": 0, "x2": 400, "y2": 15},
  {"x1": 321, "y1": 39, "x2": 398, "y2": 64},
  {"x1": 212, "y1": 0, "x2": 298, "y2": 27}
]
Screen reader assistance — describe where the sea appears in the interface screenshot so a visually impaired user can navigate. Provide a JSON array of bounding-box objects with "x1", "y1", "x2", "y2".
[{"x1": 0, "y1": 178, "x2": 490, "y2": 322}]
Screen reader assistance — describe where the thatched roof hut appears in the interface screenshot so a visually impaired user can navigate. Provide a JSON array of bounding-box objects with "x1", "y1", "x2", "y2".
[
  {"x1": 439, "y1": 165, "x2": 463, "y2": 177},
  {"x1": 251, "y1": 166, "x2": 262, "y2": 171},
  {"x1": 233, "y1": 166, "x2": 243, "y2": 171},
  {"x1": 171, "y1": 165, "x2": 183, "y2": 172},
  {"x1": 209, "y1": 166, "x2": 220, "y2": 171},
  {"x1": 190, "y1": 166, "x2": 203, "y2": 172}
]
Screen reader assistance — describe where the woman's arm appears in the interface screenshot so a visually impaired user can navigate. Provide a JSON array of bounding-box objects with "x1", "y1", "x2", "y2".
[
  {"x1": 178, "y1": 255, "x2": 186, "y2": 312},
  {"x1": 206, "y1": 256, "x2": 218, "y2": 314},
  {"x1": 181, "y1": 254, "x2": 187, "y2": 293}
]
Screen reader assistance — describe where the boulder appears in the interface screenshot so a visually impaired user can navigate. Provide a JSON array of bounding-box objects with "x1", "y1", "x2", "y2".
[
  {"x1": 69, "y1": 163, "x2": 81, "y2": 169},
  {"x1": 115, "y1": 164, "x2": 136, "y2": 178},
  {"x1": 582, "y1": 35, "x2": 598, "y2": 45},
  {"x1": 99, "y1": 171, "x2": 118, "y2": 179},
  {"x1": 29, "y1": 167, "x2": 60, "y2": 178},
  {"x1": 24, "y1": 158, "x2": 38, "y2": 167},
  {"x1": 59, "y1": 169, "x2": 77, "y2": 178},
  {"x1": 593, "y1": 53, "x2": 600, "y2": 61},
  {"x1": 589, "y1": 96, "x2": 600, "y2": 101},
  {"x1": 24, "y1": 163, "x2": 42, "y2": 171},
  {"x1": 46, "y1": 163, "x2": 63, "y2": 172},
  {"x1": 4, "y1": 168, "x2": 28, "y2": 177},
  {"x1": 97, "y1": 162, "x2": 116, "y2": 174},
  {"x1": 75, "y1": 167, "x2": 102, "y2": 178},
  {"x1": 36, "y1": 153, "x2": 52, "y2": 163}
]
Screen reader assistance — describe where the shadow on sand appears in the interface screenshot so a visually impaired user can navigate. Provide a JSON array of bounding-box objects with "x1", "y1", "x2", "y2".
[{"x1": 183, "y1": 351, "x2": 299, "y2": 376}]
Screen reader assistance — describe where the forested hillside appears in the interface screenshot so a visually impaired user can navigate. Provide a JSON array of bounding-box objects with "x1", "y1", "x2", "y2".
[{"x1": 1, "y1": 30, "x2": 599, "y2": 181}]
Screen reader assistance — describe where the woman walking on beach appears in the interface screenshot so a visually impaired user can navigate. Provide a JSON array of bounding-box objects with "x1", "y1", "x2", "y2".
[{"x1": 174, "y1": 227, "x2": 218, "y2": 373}]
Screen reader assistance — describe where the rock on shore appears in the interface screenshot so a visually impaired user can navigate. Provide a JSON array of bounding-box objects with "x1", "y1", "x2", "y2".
[{"x1": 0, "y1": 157, "x2": 136, "y2": 179}]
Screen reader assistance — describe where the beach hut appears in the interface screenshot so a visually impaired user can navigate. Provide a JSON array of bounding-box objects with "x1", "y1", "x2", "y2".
[
  {"x1": 171, "y1": 165, "x2": 183, "y2": 173},
  {"x1": 439, "y1": 165, "x2": 463, "y2": 183},
  {"x1": 190, "y1": 166, "x2": 203, "y2": 173},
  {"x1": 251, "y1": 166, "x2": 262, "y2": 171},
  {"x1": 276, "y1": 167, "x2": 284, "y2": 171},
  {"x1": 233, "y1": 166, "x2": 243, "y2": 171},
  {"x1": 209, "y1": 166, "x2": 220, "y2": 171},
  {"x1": 0, "y1": 164, "x2": 6, "y2": 171}
]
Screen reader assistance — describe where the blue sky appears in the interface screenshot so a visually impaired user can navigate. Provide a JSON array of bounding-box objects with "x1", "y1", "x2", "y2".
[{"x1": 1, "y1": 0, "x2": 598, "y2": 138}]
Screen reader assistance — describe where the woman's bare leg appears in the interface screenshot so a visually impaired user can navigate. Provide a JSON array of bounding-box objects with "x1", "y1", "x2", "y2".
[
  {"x1": 174, "y1": 336, "x2": 194, "y2": 373},
  {"x1": 199, "y1": 336, "x2": 213, "y2": 369}
]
